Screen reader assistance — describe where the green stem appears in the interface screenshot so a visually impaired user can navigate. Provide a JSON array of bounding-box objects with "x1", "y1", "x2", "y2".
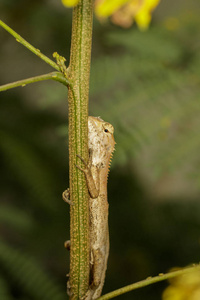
[
  {"x1": 98, "y1": 265, "x2": 200, "y2": 300},
  {"x1": 0, "y1": 20, "x2": 60, "y2": 71},
  {"x1": 0, "y1": 72, "x2": 70, "y2": 92},
  {"x1": 67, "y1": 0, "x2": 93, "y2": 299}
]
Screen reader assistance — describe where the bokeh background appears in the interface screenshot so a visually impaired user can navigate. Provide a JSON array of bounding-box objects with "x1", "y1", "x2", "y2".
[{"x1": 1, "y1": 1, "x2": 200, "y2": 299}]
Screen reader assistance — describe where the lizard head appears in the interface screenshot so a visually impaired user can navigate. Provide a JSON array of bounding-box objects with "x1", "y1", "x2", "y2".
[{"x1": 88, "y1": 116, "x2": 115, "y2": 168}]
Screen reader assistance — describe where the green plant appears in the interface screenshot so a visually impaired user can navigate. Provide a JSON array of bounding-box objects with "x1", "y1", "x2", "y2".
[{"x1": 1, "y1": 2, "x2": 200, "y2": 300}]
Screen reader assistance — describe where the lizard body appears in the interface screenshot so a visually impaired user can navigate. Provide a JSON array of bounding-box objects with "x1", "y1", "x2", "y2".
[{"x1": 77, "y1": 116, "x2": 115, "y2": 300}]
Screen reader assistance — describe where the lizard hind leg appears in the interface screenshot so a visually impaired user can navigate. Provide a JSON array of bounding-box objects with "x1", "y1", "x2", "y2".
[
  {"x1": 91, "y1": 249, "x2": 105, "y2": 293},
  {"x1": 82, "y1": 249, "x2": 105, "y2": 300}
]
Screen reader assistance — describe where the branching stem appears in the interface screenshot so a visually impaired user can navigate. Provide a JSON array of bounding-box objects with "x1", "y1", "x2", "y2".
[
  {"x1": 98, "y1": 265, "x2": 200, "y2": 300},
  {"x1": 0, "y1": 72, "x2": 70, "y2": 92}
]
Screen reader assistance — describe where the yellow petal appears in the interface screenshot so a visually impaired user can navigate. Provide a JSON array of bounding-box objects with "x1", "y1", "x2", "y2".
[
  {"x1": 61, "y1": 0, "x2": 80, "y2": 7},
  {"x1": 135, "y1": 0, "x2": 160, "y2": 29},
  {"x1": 162, "y1": 286, "x2": 186, "y2": 300},
  {"x1": 162, "y1": 269, "x2": 200, "y2": 300},
  {"x1": 95, "y1": 0, "x2": 131, "y2": 17},
  {"x1": 135, "y1": 10, "x2": 151, "y2": 29}
]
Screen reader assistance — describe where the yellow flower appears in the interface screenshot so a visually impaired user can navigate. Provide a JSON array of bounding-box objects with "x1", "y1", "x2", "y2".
[
  {"x1": 163, "y1": 269, "x2": 200, "y2": 300},
  {"x1": 61, "y1": 0, "x2": 80, "y2": 7},
  {"x1": 95, "y1": 0, "x2": 160, "y2": 29}
]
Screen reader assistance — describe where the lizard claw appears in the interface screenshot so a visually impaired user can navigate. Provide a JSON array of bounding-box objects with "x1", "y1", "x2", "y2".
[
  {"x1": 75, "y1": 164, "x2": 85, "y2": 173},
  {"x1": 76, "y1": 154, "x2": 87, "y2": 166},
  {"x1": 76, "y1": 154, "x2": 88, "y2": 173}
]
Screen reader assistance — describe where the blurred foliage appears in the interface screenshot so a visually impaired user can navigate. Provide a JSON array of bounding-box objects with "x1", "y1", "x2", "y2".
[
  {"x1": 90, "y1": 12, "x2": 200, "y2": 196},
  {"x1": 1, "y1": 1, "x2": 200, "y2": 300},
  {"x1": 0, "y1": 94, "x2": 69, "y2": 299},
  {"x1": 0, "y1": 240, "x2": 65, "y2": 300}
]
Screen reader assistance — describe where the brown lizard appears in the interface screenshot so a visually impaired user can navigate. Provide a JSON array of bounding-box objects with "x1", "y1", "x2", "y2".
[
  {"x1": 63, "y1": 116, "x2": 115, "y2": 299},
  {"x1": 76, "y1": 116, "x2": 115, "y2": 300}
]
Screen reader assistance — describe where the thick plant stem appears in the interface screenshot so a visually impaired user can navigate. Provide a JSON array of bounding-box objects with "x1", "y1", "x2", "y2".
[{"x1": 67, "y1": 1, "x2": 93, "y2": 299}]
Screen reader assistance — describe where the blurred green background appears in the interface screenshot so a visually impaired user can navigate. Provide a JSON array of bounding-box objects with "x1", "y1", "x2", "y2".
[{"x1": 1, "y1": 1, "x2": 200, "y2": 299}]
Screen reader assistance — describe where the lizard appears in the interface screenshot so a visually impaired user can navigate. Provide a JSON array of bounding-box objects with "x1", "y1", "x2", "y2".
[
  {"x1": 77, "y1": 116, "x2": 115, "y2": 300},
  {"x1": 63, "y1": 116, "x2": 115, "y2": 300}
]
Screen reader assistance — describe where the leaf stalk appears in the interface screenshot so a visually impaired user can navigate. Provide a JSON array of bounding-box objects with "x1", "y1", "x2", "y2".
[
  {"x1": 98, "y1": 265, "x2": 200, "y2": 300},
  {"x1": 0, "y1": 72, "x2": 70, "y2": 92}
]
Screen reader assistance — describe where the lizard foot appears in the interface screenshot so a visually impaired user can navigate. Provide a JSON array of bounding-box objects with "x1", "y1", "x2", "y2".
[
  {"x1": 67, "y1": 275, "x2": 73, "y2": 297},
  {"x1": 62, "y1": 188, "x2": 74, "y2": 205},
  {"x1": 64, "y1": 240, "x2": 71, "y2": 250}
]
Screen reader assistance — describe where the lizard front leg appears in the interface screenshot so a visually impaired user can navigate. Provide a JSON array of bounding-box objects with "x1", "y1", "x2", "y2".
[{"x1": 76, "y1": 152, "x2": 99, "y2": 199}]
